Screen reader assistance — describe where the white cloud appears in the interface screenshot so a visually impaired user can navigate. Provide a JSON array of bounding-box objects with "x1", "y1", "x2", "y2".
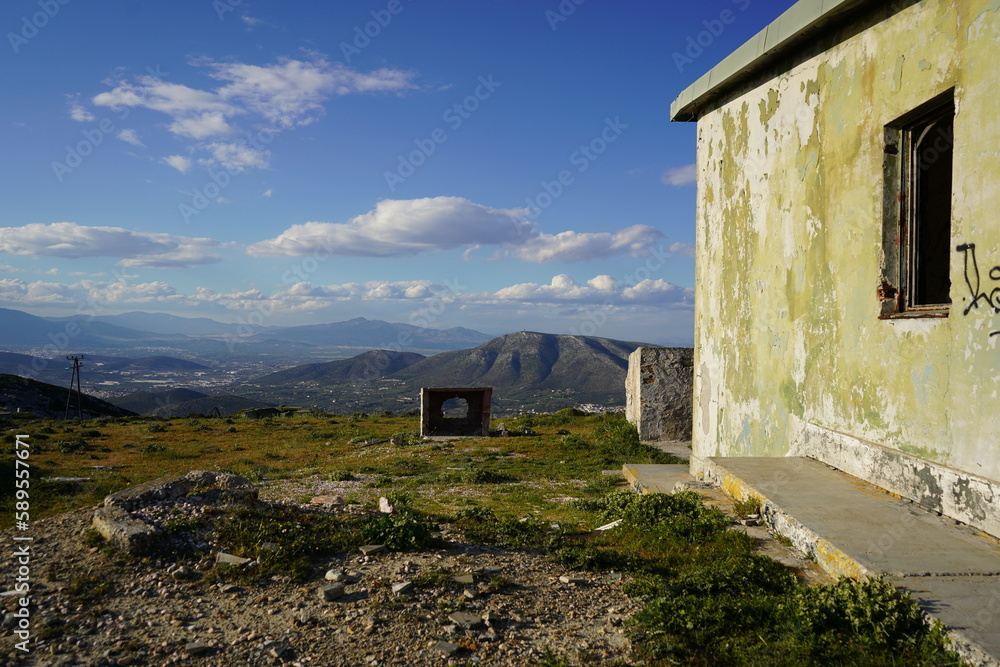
[
  {"x1": 163, "y1": 155, "x2": 194, "y2": 173},
  {"x1": 493, "y1": 274, "x2": 693, "y2": 306},
  {"x1": 93, "y1": 77, "x2": 232, "y2": 122},
  {"x1": 247, "y1": 197, "x2": 667, "y2": 263},
  {"x1": 91, "y1": 57, "x2": 417, "y2": 173},
  {"x1": 0, "y1": 277, "x2": 179, "y2": 308},
  {"x1": 261, "y1": 189, "x2": 273, "y2": 198},
  {"x1": 661, "y1": 163, "x2": 697, "y2": 187},
  {"x1": 665, "y1": 241, "x2": 696, "y2": 258},
  {"x1": 277, "y1": 280, "x2": 443, "y2": 301},
  {"x1": 205, "y1": 142, "x2": 270, "y2": 171},
  {"x1": 169, "y1": 112, "x2": 233, "y2": 139},
  {"x1": 67, "y1": 95, "x2": 95, "y2": 122},
  {"x1": 116, "y1": 129, "x2": 145, "y2": 147},
  {"x1": 248, "y1": 197, "x2": 533, "y2": 258},
  {"x1": 509, "y1": 225, "x2": 663, "y2": 263},
  {"x1": 0, "y1": 222, "x2": 222, "y2": 268},
  {"x1": 0, "y1": 264, "x2": 23, "y2": 273}
]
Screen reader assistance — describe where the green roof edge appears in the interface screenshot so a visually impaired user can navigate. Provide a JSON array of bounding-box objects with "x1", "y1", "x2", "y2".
[{"x1": 669, "y1": 0, "x2": 874, "y2": 122}]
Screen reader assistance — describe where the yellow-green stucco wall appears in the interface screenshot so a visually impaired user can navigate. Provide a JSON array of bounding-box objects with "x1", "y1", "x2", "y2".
[{"x1": 693, "y1": 0, "x2": 1000, "y2": 481}]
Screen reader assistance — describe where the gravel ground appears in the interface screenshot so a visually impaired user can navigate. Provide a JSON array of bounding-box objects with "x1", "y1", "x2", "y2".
[{"x1": 0, "y1": 476, "x2": 642, "y2": 667}]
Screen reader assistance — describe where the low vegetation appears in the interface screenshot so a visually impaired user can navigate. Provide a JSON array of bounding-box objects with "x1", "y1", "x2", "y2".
[{"x1": 0, "y1": 411, "x2": 960, "y2": 665}]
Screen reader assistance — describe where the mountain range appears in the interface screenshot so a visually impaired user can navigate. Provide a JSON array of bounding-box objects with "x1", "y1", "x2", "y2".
[
  {"x1": 0, "y1": 308, "x2": 492, "y2": 354},
  {"x1": 240, "y1": 331, "x2": 649, "y2": 413},
  {"x1": 0, "y1": 307, "x2": 682, "y2": 416}
]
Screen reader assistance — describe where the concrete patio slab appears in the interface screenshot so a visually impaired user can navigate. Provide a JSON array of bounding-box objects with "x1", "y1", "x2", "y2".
[{"x1": 695, "y1": 456, "x2": 1000, "y2": 665}]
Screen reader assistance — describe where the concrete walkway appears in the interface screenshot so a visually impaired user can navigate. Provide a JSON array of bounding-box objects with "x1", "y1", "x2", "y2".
[{"x1": 627, "y1": 456, "x2": 1000, "y2": 666}]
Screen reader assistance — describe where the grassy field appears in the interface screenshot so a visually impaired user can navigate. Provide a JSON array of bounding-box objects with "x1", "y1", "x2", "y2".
[
  {"x1": 0, "y1": 411, "x2": 963, "y2": 666},
  {"x1": 0, "y1": 409, "x2": 673, "y2": 529}
]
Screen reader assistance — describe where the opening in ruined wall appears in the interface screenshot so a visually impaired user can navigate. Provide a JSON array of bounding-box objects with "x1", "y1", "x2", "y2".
[{"x1": 441, "y1": 397, "x2": 470, "y2": 418}]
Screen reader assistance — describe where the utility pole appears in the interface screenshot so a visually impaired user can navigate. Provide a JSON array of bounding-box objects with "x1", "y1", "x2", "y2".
[{"x1": 65, "y1": 355, "x2": 84, "y2": 420}]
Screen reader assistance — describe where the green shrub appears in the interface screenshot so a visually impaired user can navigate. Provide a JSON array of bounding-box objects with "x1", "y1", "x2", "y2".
[
  {"x1": 55, "y1": 439, "x2": 91, "y2": 454},
  {"x1": 595, "y1": 416, "x2": 683, "y2": 465},
  {"x1": 328, "y1": 470, "x2": 355, "y2": 482},
  {"x1": 580, "y1": 475, "x2": 619, "y2": 495},
  {"x1": 795, "y1": 578, "x2": 935, "y2": 649},
  {"x1": 368, "y1": 475, "x2": 395, "y2": 488},
  {"x1": 549, "y1": 542, "x2": 630, "y2": 571},
  {"x1": 560, "y1": 434, "x2": 590, "y2": 450},
  {"x1": 453, "y1": 506, "x2": 497, "y2": 524},
  {"x1": 460, "y1": 467, "x2": 517, "y2": 484},
  {"x1": 457, "y1": 513, "x2": 548, "y2": 550},
  {"x1": 211, "y1": 503, "x2": 364, "y2": 583},
  {"x1": 360, "y1": 510, "x2": 434, "y2": 551},
  {"x1": 733, "y1": 495, "x2": 762, "y2": 519}
]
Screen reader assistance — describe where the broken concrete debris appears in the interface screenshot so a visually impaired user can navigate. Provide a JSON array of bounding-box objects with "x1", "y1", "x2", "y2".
[
  {"x1": 447, "y1": 611, "x2": 483, "y2": 629},
  {"x1": 318, "y1": 583, "x2": 346, "y2": 602},
  {"x1": 215, "y1": 552, "x2": 251, "y2": 566},
  {"x1": 91, "y1": 470, "x2": 255, "y2": 555}
]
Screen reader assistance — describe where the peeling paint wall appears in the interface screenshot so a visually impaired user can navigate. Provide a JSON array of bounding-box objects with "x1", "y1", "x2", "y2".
[{"x1": 694, "y1": 1, "x2": 1000, "y2": 482}]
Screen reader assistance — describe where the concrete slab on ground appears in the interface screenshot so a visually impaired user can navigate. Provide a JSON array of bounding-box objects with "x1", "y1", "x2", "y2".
[
  {"x1": 643, "y1": 440, "x2": 691, "y2": 460},
  {"x1": 622, "y1": 464, "x2": 691, "y2": 494},
  {"x1": 698, "y1": 456, "x2": 1000, "y2": 665}
]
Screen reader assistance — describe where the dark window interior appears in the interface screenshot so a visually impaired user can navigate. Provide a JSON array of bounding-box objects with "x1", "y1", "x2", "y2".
[{"x1": 908, "y1": 104, "x2": 953, "y2": 307}]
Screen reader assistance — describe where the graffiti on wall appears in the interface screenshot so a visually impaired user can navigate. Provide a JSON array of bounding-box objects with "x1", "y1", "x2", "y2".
[{"x1": 956, "y1": 243, "x2": 1000, "y2": 338}]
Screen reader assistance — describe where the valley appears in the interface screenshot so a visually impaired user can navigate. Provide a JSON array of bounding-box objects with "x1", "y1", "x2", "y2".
[{"x1": 0, "y1": 308, "x2": 668, "y2": 417}]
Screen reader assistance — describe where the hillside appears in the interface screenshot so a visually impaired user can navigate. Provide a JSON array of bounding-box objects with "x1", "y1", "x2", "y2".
[
  {"x1": 256, "y1": 350, "x2": 426, "y2": 385},
  {"x1": 111, "y1": 388, "x2": 211, "y2": 415},
  {"x1": 255, "y1": 317, "x2": 491, "y2": 350},
  {"x1": 0, "y1": 374, "x2": 135, "y2": 419},
  {"x1": 149, "y1": 394, "x2": 274, "y2": 418},
  {"x1": 111, "y1": 388, "x2": 272, "y2": 417},
  {"x1": 243, "y1": 331, "x2": 650, "y2": 413},
  {"x1": 393, "y1": 331, "x2": 639, "y2": 393}
]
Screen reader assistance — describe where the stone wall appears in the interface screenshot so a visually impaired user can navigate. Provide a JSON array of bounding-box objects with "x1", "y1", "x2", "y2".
[{"x1": 625, "y1": 347, "x2": 694, "y2": 442}]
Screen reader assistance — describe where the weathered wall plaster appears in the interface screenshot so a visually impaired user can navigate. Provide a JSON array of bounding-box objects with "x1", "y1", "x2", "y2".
[{"x1": 691, "y1": 0, "x2": 1000, "y2": 528}]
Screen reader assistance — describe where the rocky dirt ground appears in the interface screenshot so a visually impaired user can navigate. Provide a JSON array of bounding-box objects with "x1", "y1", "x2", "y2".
[{"x1": 0, "y1": 479, "x2": 643, "y2": 667}]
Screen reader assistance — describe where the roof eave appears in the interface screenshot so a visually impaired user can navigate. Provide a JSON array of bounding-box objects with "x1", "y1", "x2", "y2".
[{"x1": 670, "y1": 0, "x2": 874, "y2": 122}]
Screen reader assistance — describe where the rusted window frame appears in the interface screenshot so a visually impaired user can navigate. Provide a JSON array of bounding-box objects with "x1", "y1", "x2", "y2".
[{"x1": 879, "y1": 90, "x2": 954, "y2": 319}]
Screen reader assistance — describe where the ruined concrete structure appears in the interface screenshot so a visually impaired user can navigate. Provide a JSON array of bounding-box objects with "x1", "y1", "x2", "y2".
[
  {"x1": 672, "y1": 0, "x2": 1000, "y2": 537},
  {"x1": 420, "y1": 387, "x2": 492, "y2": 438},
  {"x1": 625, "y1": 347, "x2": 693, "y2": 442}
]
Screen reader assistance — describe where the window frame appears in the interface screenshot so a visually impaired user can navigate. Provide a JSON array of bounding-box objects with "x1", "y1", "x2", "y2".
[{"x1": 879, "y1": 90, "x2": 955, "y2": 319}]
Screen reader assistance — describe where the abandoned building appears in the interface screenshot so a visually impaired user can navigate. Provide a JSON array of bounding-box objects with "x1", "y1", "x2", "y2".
[{"x1": 671, "y1": 0, "x2": 1000, "y2": 538}]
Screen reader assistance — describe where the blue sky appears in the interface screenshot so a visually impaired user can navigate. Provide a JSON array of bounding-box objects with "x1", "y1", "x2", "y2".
[{"x1": 0, "y1": 0, "x2": 793, "y2": 346}]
